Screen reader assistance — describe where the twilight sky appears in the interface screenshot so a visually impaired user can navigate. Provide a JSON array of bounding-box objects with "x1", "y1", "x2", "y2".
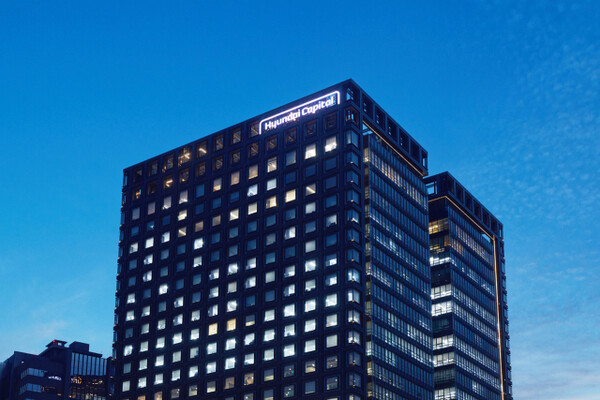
[{"x1": 0, "y1": 2, "x2": 598, "y2": 399}]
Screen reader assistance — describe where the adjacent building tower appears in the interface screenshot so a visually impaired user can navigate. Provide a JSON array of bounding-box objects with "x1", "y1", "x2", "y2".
[
  {"x1": 114, "y1": 80, "x2": 434, "y2": 400},
  {"x1": 425, "y1": 172, "x2": 512, "y2": 400},
  {"x1": 0, "y1": 340, "x2": 112, "y2": 400}
]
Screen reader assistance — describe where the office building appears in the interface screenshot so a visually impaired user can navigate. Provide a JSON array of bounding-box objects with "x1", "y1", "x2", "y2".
[
  {"x1": 0, "y1": 340, "x2": 112, "y2": 400},
  {"x1": 425, "y1": 172, "x2": 512, "y2": 400},
  {"x1": 115, "y1": 80, "x2": 434, "y2": 400}
]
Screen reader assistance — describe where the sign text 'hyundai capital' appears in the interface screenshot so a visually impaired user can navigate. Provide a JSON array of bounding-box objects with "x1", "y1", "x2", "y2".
[{"x1": 259, "y1": 91, "x2": 340, "y2": 134}]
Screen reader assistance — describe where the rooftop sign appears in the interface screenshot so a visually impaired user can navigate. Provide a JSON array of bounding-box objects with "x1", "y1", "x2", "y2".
[{"x1": 259, "y1": 91, "x2": 340, "y2": 134}]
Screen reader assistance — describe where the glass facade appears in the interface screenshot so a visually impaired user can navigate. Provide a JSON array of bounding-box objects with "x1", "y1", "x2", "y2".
[
  {"x1": 364, "y1": 134, "x2": 434, "y2": 400},
  {"x1": 426, "y1": 172, "x2": 512, "y2": 400}
]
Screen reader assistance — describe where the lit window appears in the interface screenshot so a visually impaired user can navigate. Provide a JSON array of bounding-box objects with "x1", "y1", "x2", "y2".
[
  {"x1": 261, "y1": 349, "x2": 275, "y2": 364},
  {"x1": 325, "y1": 293, "x2": 338, "y2": 307},
  {"x1": 156, "y1": 337, "x2": 165, "y2": 349},
  {"x1": 326, "y1": 334, "x2": 338, "y2": 348},
  {"x1": 228, "y1": 263, "x2": 239, "y2": 275},
  {"x1": 305, "y1": 183, "x2": 317, "y2": 196},
  {"x1": 304, "y1": 339, "x2": 316, "y2": 353},
  {"x1": 230, "y1": 208, "x2": 239, "y2": 221},
  {"x1": 230, "y1": 171, "x2": 240, "y2": 185},
  {"x1": 266, "y1": 178, "x2": 277, "y2": 191},
  {"x1": 305, "y1": 144, "x2": 316, "y2": 159},
  {"x1": 326, "y1": 313, "x2": 338, "y2": 327},
  {"x1": 247, "y1": 184, "x2": 258, "y2": 197},
  {"x1": 244, "y1": 372, "x2": 254, "y2": 386},
  {"x1": 267, "y1": 156, "x2": 277, "y2": 172},
  {"x1": 226, "y1": 318, "x2": 237, "y2": 331},
  {"x1": 283, "y1": 304, "x2": 295, "y2": 317},
  {"x1": 245, "y1": 276, "x2": 256, "y2": 288},
  {"x1": 305, "y1": 259, "x2": 317, "y2": 272},
  {"x1": 304, "y1": 299, "x2": 316, "y2": 313},
  {"x1": 348, "y1": 330, "x2": 361, "y2": 345},
  {"x1": 283, "y1": 344, "x2": 295, "y2": 358},
  {"x1": 172, "y1": 332, "x2": 183, "y2": 344},
  {"x1": 158, "y1": 284, "x2": 168, "y2": 295},
  {"x1": 213, "y1": 177, "x2": 222, "y2": 192},
  {"x1": 284, "y1": 265, "x2": 295, "y2": 277},
  {"x1": 207, "y1": 342, "x2": 217, "y2": 354},
  {"x1": 227, "y1": 300, "x2": 238, "y2": 312},
  {"x1": 225, "y1": 338, "x2": 236, "y2": 350},
  {"x1": 284, "y1": 284, "x2": 295, "y2": 296},
  {"x1": 265, "y1": 196, "x2": 277, "y2": 209},
  {"x1": 325, "y1": 274, "x2": 337, "y2": 286},
  {"x1": 285, "y1": 150, "x2": 296, "y2": 166},
  {"x1": 206, "y1": 380, "x2": 216, "y2": 393},
  {"x1": 265, "y1": 270, "x2": 276, "y2": 283},
  {"x1": 188, "y1": 365, "x2": 198, "y2": 378},
  {"x1": 208, "y1": 323, "x2": 218, "y2": 336},
  {"x1": 248, "y1": 202, "x2": 258, "y2": 215},
  {"x1": 263, "y1": 329, "x2": 275, "y2": 342},
  {"x1": 264, "y1": 309, "x2": 275, "y2": 322},
  {"x1": 193, "y1": 237, "x2": 204, "y2": 250},
  {"x1": 206, "y1": 362, "x2": 216, "y2": 374},
  {"x1": 305, "y1": 240, "x2": 316, "y2": 253},
  {"x1": 284, "y1": 226, "x2": 296, "y2": 240},
  {"x1": 225, "y1": 357, "x2": 236, "y2": 370},
  {"x1": 244, "y1": 332, "x2": 255, "y2": 346},
  {"x1": 305, "y1": 279, "x2": 316, "y2": 292},
  {"x1": 305, "y1": 202, "x2": 316, "y2": 214},
  {"x1": 285, "y1": 189, "x2": 296, "y2": 203},
  {"x1": 248, "y1": 165, "x2": 258, "y2": 179},
  {"x1": 325, "y1": 136, "x2": 337, "y2": 152},
  {"x1": 244, "y1": 353, "x2": 255, "y2": 365},
  {"x1": 208, "y1": 304, "x2": 219, "y2": 317}
]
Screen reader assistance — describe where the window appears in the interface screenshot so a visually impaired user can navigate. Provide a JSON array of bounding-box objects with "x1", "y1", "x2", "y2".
[
  {"x1": 213, "y1": 177, "x2": 222, "y2": 192},
  {"x1": 347, "y1": 330, "x2": 360, "y2": 345},
  {"x1": 325, "y1": 293, "x2": 338, "y2": 307},
  {"x1": 325, "y1": 136, "x2": 337, "y2": 152},
  {"x1": 231, "y1": 128, "x2": 241, "y2": 144},
  {"x1": 248, "y1": 142, "x2": 259, "y2": 157},
  {"x1": 325, "y1": 376, "x2": 339, "y2": 390},
  {"x1": 267, "y1": 135, "x2": 277, "y2": 151},
  {"x1": 284, "y1": 323, "x2": 296, "y2": 337},
  {"x1": 348, "y1": 309, "x2": 361, "y2": 324},
  {"x1": 326, "y1": 334, "x2": 338, "y2": 348},
  {"x1": 305, "y1": 143, "x2": 316, "y2": 159},
  {"x1": 248, "y1": 165, "x2": 259, "y2": 179},
  {"x1": 286, "y1": 127, "x2": 296, "y2": 144},
  {"x1": 304, "y1": 381, "x2": 316, "y2": 395},
  {"x1": 285, "y1": 151, "x2": 296, "y2": 166},
  {"x1": 283, "y1": 304, "x2": 295, "y2": 317},
  {"x1": 265, "y1": 196, "x2": 277, "y2": 209},
  {"x1": 214, "y1": 134, "x2": 224, "y2": 151},
  {"x1": 348, "y1": 372, "x2": 361, "y2": 388},
  {"x1": 267, "y1": 156, "x2": 277, "y2": 172},
  {"x1": 326, "y1": 313, "x2": 338, "y2": 327}
]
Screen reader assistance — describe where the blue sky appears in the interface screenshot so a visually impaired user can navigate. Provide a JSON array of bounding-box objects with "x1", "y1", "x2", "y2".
[{"x1": 0, "y1": 1, "x2": 598, "y2": 398}]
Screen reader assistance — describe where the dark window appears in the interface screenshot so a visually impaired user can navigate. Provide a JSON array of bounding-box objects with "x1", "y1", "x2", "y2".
[
  {"x1": 267, "y1": 135, "x2": 277, "y2": 151},
  {"x1": 214, "y1": 134, "x2": 224, "y2": 151},
  {"x1": 304, "y1": 120, "x2": 317, "y2": 138},
  {"x1": 195, "y1": 162, "x2": 206, "y2": 177},
  {"x1": 286, "y1": 127, "x2": 296, "y2": 145},
  {"x1": 231, "y1": 128, "x2": 241, "y2": 144},
  {"x1": 325, "y1": 112, "x2": 337, "y2": 130}
]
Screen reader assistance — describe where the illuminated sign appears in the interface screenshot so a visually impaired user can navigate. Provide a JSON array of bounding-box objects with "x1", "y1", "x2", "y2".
[
  {"x1": 47, "y1": 375, "x2": 62, "y2": 381},
  {"x1": 259, "y1": 91, "x2": 340, "y2": 134}
]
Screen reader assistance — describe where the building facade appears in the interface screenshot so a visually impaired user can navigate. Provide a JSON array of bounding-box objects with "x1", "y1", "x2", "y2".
[
  {"x1": 0, "y1": 340, "x2": 112, "y2": 400},
  {"x1": 425, "y1": 172, "x2": 512, "y2": 400},
  {"x1": 114, "y1": 80, "x2": 435, "y2": 400}
]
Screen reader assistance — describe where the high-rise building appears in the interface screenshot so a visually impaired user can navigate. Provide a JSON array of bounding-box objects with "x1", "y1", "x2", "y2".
[
  {"x1": 0, "y1": 340, "x2": 112, "y2": 400},
  {"x1": 114, "y1": 80, "x2": 435, "y2": 400},
  {"x1": 425, "y1": 172, "x2": 512, "y2": 400}
]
